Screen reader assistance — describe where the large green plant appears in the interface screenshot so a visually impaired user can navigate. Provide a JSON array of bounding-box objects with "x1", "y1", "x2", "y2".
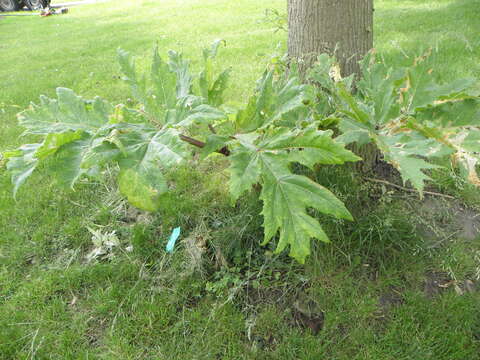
[
  {"x1": 2, "y1": 44, "x2": 479, "y2": 263},
  {"x1": 309, "y1": 51, "x2": 480, "y2": 194}
]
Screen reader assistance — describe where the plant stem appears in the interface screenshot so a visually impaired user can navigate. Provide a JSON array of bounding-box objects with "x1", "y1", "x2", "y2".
[
  {"x1": 179, "y1": 134, "x2": 230, "y2": 156},
  {"x1": 364, "y1": 177, "x2": 455, "y2": 199},
  {"x1": 208, "y1": 124, "x2": 217, "y2": 134}
]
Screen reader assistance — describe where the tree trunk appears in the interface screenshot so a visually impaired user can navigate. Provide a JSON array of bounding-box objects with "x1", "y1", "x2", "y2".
[
  {"x1": 288, "y1": 0, "x2": 379, "y2": 172},
  {"x1": 288, "y1": 0, "x2": 373, "y2": 78}
]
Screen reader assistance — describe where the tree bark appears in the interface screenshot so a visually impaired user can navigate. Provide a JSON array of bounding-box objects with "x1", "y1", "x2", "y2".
[
  {"x1": 287, "y1": 0, "x2": 373, "y2": 78},
  {"x1": 288, "y1": 0, "x2": 380, "y2": 173}
]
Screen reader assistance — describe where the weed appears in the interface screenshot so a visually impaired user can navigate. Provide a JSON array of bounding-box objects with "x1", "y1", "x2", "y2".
[{"x1": 0, "y1": 0, "x2": 479, "y2": 359}]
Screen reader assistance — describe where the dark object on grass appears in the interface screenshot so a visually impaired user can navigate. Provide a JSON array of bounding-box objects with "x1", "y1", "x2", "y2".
[{"x1": 41, "y1": 7, "x2": 68, "y2": 16}]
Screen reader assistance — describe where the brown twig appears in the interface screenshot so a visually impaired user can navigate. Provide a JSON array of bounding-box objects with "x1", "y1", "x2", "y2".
[
  {"x1": 364, "y1": 177, "x2": 455, "y2": 200},
  {"x1": 179, "y1": 134, "x2": 230, "y2": 156},
  {"x1": 179, "y1": 134, "x2": 206, "y2": 148}
]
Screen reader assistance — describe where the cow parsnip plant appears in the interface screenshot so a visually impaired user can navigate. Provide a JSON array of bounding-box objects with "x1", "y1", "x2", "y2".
[
  {"x1": 2, "y1": 44, "x2": 479, "y2": 263},
  {"x1": 308, "y1": 50, "x2": 480, "y2": 195}
]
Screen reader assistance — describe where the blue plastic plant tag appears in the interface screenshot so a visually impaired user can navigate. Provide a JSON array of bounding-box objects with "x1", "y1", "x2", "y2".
[{"x1": 166, "y1": 227, "x2": 181, "y2": 253}]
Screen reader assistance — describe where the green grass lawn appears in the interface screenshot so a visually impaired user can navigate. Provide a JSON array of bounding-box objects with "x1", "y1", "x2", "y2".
[{"x1": 1, "y1": 0, "x2": 479, "y2": 358}]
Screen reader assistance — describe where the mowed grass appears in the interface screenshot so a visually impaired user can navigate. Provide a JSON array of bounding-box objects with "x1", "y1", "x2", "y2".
[{"x1": 1, "y1": 0, "x2": 480, "y2": 358}]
